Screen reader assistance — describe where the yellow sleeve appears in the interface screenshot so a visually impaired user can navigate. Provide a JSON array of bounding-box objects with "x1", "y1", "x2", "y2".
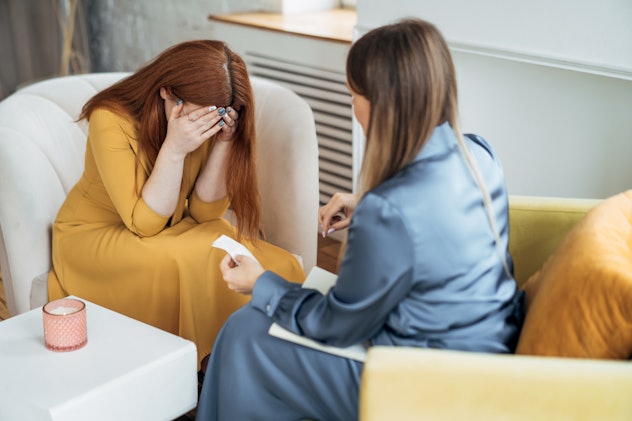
[
  {"x1": 188, "y1": 190, "x2": 230, "y2": 223},
  {"x1": 89, "y1": 108, "x2": 169, "y2": 236}
]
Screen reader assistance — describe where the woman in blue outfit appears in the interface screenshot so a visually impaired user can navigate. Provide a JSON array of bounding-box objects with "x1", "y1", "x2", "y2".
[{"x1": 196, "y1": 18, "x2": 524, "y2": 421}]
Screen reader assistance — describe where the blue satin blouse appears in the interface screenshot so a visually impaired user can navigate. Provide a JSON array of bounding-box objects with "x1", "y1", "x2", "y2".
[{"x1": 251, "y1": 122, "x2": 524, "y2": 354}]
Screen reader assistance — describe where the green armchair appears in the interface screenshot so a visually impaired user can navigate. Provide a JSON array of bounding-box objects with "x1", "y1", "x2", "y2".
[{"x1": 359, "y1": 194, "x2": 632, "y2": 420}]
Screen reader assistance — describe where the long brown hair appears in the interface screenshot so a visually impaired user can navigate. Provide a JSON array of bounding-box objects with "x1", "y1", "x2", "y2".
[
  {"x1": 347, "y1": 19, "x2": 512, "y2": 277},
  {"x1": 346, "y1": 18, "x2": 460, "y2": 196},
  {"x1": 80, "y1": 40, "x2": 261, "y2": 240}
]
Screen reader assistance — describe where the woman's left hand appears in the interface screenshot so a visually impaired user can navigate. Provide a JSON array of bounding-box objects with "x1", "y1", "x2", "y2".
[
  {"x1": 219, "y1": 253, "x2": 264, "y2": 295},
  {"x1": 215, "y1": 106, "x2": 239, "y2": 143}
]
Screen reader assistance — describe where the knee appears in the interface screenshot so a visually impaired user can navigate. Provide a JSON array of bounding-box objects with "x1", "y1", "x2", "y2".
[{"x1": 220, "y1": 304, "x2": 271, "y2": 346}]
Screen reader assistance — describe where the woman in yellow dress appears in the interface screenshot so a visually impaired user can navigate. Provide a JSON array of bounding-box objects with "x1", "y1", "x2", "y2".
[{"x1": 47, "y1": 40, "x2": 305, "y2": 368}]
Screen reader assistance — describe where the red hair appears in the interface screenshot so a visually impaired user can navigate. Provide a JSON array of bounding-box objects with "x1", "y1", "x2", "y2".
[{"x1": 80, "y1": 40, "x2": 261, "y2": 240}]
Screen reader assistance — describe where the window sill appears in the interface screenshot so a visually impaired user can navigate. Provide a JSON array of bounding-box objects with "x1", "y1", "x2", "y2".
[{"x1": 208, "y1": 8, "x2": 355, "y2": 44}]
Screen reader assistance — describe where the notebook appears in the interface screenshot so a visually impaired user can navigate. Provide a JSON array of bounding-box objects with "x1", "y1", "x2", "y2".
[{"x1": 268, "y1": 266, "x2": 368, "y2": 362}]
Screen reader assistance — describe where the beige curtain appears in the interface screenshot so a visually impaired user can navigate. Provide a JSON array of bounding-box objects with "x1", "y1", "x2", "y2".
[{"x1": 0, "y1": 0, "x2": 91, "y2": 100}]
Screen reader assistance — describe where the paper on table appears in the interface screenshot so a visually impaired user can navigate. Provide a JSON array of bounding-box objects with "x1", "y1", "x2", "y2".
[
  {"x1": 268, "y1": 266, "x2": 368, "y2": 362},
  {"x1": 212, "y1": 234, "x2": 260, "y2": 265}
]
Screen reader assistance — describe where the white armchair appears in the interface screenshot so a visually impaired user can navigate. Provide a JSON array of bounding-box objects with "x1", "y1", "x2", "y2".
[{"x1": 0, "y1": 73, "x2": 319, "y2": 316}]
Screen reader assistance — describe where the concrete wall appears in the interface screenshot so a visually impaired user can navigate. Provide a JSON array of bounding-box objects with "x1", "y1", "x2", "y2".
[{"x1": 87, "y1": 0, "x2": 274, "y2": 72}]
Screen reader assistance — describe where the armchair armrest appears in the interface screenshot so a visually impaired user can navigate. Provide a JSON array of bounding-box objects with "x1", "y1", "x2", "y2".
[{"x1": 359, "y1": 346, "x2": 632, "y2": 421}]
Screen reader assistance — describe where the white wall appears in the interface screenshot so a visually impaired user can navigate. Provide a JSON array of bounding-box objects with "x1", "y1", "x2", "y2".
[
  {"x1": 357, "y1": 0, "x2": 632, "y2": 77},
  {"x1": 356, "y1": 0, "x2": 632, "y2": 199},
  {"x1": 455, "y1": 51, "x2": 632, "y2": 199}
]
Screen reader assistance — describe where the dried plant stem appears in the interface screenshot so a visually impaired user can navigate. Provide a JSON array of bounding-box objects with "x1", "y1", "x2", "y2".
[{"x1": 54, "y1": 0, "x2": 79, "y2": 76}]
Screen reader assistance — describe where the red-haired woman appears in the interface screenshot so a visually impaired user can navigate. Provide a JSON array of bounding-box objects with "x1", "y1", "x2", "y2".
[{"x1": 47, "y1": 40, "x2": 305, "y2": 369}]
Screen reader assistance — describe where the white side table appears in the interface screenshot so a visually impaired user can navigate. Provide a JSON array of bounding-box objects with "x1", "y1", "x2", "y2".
[{"x1": 0, "y1": 297, "x2": 197, "y2": 421}]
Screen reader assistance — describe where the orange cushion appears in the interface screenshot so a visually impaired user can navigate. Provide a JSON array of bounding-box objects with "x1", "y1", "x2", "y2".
[{"x1": 516, "y1": 190, "x2": 632, "y2": 359}]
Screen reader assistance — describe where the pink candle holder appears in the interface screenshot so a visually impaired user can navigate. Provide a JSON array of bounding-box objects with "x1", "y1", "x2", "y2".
[{"x1": 42, "y1": 298, "x2": 88, "y2": 352}]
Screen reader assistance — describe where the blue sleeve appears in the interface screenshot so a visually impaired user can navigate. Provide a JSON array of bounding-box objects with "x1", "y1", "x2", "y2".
[{"x1": 251, "y1": 192, "x2": 415, "y2": 347}]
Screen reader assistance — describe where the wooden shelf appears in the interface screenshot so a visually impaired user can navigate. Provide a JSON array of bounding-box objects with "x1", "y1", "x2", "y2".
[{"x1": 209, "y1": 9, "x2": 355, "y2": 44}]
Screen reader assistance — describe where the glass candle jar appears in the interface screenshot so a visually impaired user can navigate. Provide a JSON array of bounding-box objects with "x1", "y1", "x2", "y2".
[{"x1": 42, "y1": 298, "x2": 88, "y2": 352}]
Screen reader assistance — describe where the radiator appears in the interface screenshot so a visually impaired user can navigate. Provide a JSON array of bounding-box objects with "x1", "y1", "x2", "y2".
[{"x1": 245, "y1": 52, "x2": 354, "y2": 206}]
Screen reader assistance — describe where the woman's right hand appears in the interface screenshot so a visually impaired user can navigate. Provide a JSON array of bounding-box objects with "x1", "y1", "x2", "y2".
[
  {"x1": 318, "y1": 192, "x2": 358, "y2": 237},
  {"x1": 164, "y1": 102, "x2": 226, "y2": 158},
  {"x1": 141, "y1": 101, "x2": 227, "y2": 217},
  {"x1": 219, "y1": 253, "x2": 264, "y2": 295}
]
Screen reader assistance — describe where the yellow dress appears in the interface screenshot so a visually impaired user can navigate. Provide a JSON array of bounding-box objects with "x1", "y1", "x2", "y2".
[{"x1": 48, "y1": 109, "x2": 305, "y2": 367}]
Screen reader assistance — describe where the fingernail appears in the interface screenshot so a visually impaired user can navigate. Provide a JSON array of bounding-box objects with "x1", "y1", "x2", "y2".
[
  {"x1": 209, "y1": 106, "x2": 217, "y2": 111},
  {"x1": 327, "y1": 228, "x2": 335, "y2": 235},
  {"x1": 219, "y1": 120, "x2": 225, "y2": 127},
  {"x1": 218, "y1": 107, "x2": 226, "y2": 116},
  {"x1": 176, "y1": 99, "x2": 183, "y2": 105},
  {"x1": 226, "y1": 107, "x2": 232, "y2": 113}
]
